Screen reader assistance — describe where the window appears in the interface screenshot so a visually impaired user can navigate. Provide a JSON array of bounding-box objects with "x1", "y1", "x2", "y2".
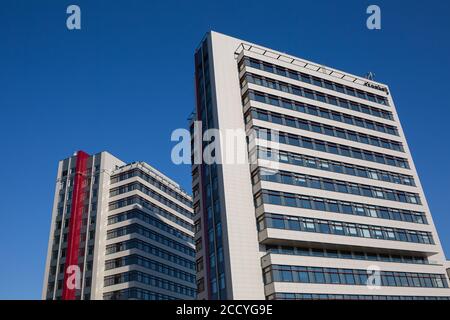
[
  {"x1": 269, "y1": 113, "x2": 281, "y2": 124},
  {"x1": 311, "y1": 248, "x2": 325, "y2": 257},
  {"x1": 341, "y1": 147, "x2": 351, "y2": 157},
  {"x1": 385, "y1": 273, "x2": 397, "y2": 286},
  {"x1": 354, "y1": 206, "x2": 365, "y2": 216},
  {"x1": 263, "y1": 63, "x2": 273, "y2": 73},
  {"x1": 324, "y1": 81, "x2": 333, "y2": 90},
  {"x1": 302, "y1": 138, "x2": 313, "y2": 149},
  {"x1": 385, "y1": 229, "x2": 396, "y2": 240},
  {"x1": 341, "y1": 202, "x2": 353, "y2": 214},
  {"x1": 280, "y1": 84, "x2": 289, "y2": 93},
  {"x1": 361, "y1": 187, "x2": 372, "y2": 197},
  {"x1": 346, "y1": 88, "x2": 356, "y2": 96},
  {"x1": 312, "y1": 77, "x2": 323, "y2": 87},
  {"x1": 281, "y1": 173, "x2": 293, "y2": 185},
  {"x1": 331, "y1": 112, "x2": 342, "y2": 122},
  {"x1": 258, "y1": 111, "x2": 269, "y2": 121},
  {"x1": 324, "y1": 126, "x2": 334, "y2": 136},
  {"x1": 344, "y1": 271, "x2": 356, "y2": 285},
  {"x1": 271, "y1": 216, "x2": 285, "y2": 229},
  {"x1": 359, "y1": 135, "x2": 369, "y2": 144},
  {"x1": 335, "y1": 84, "x2": 344, "y2": 93},
  {"x1": 304, "y1": 90, "x2": 314, "y2": 99},
  {"x1": 367, "y1": 207, "x2": 378, "y2": 218},
  {"x1": 336, "y1": 129, "x2": 346, "y2": 139},
  {"x1": 409, "y1": 195, "x2": 419, "y2": 204},
  {"x1": 357, "y1": 90, "x2": 366, "y2": 99},
  {"x1": 317, "y1": 94, "x2": 326, "y2": 103},
  {"x1": 282, "y1": 100, "x2": 293, "y2": 109},
  {"x1": 328, "y1": 201, "x2": 339, "y2": 213},
  {"x1": 304, "y1": 219, "x2": 316, "y2": 231},
  {"x1": 318, "y1": 222, "x2": 330, "y2": 234},
  {"x1": 255, "y1": 93, "x2": 266, "y2": 103},
  {"x1": 352, "y1": 150, "x2": 363, "y2": 159},
  {"x1": 311, "y1": 268, "x2": 325, "y2": 283},
  {"x1": 397, "y1": 231, "x2": 408, "y2": 242},
  {"x1": 374, "y1": 189, "x2": 384, "y2": 199},
  {"x1": 196, "y1": 258, "x2": 204, "y2": 272},
  {"x1": 368, "y1": 171, "x2": 379, "y2": 180},
  {"x1": 268, "y1": 193, "x2": 282, "y2": 205},
  {"x1": 292, "y1": 87, "x2": 302, "y2": 95},
  {"x1": 268, "y1": 96, "x2": 279, "y2": 106},
  {"x1": 360, "y1": 227, "x2": 371, "y2": 238},
  {"x1": 313, "y1": 199, "x2": 326, "y2": 211},
  {"x1": 300, "y1": 197, "x2": 312, "y2": 209},
  {"x1": 281, "y1": 269, "x2": 293, "y2": 282},
  {"x1": 315, "y1": 142, "x2": 326, "y2": 152},
  {"x1": 285, "y1": 195, "x2": 297, "y2": 207},
  {"x1": 323, "y1": 180, "x2": 335, "y2": 191},
  {"x1": 343, "y1": 115, "x2": 353, "y2": 125},
  {"x1": 333, "y1": 163, "x2": 344, "y2": 173},
  {"x1": 329, "y1": 270, "x2": 340, "y2": 284},
  {"x1": 332, "y1": 223, "x2": 345, "y2": 235},
  {"x1": 276, "y1": 67, "x2": 287, "y2": 77},
  {"x1": 249, "y1": 59, "x2": 260, "y2": 69},
  {"x1": 328, "y1": 97, "x2": 338, "y2": 105},
  {"x1": 328, "y1": 144, "x2": 339, "y2": 154},
  {"x1": 195, "y1": 238, "x2": 203, "y2": 252},
  {"x1": 355, "y1": 118, "x2": 364, "y2": 127},
  {"x1": 311, "y1": 123, "x2": 322, "y2": 133},
  {"x1": 346, "y1": 224, "x2": 358, "y2": 236},
  {"x1": 310, "y1": 178, "x2": 321, "y2": 189},
  {"x1": 298, "y1": 269, "x2": 309, "y2": 282},
  {"x1": 348, "y1": 184, "x2": 360, "y2": 195},
  {"x1": 287, "y1": 217, "x2": 301, "y2": 230},
  {"x1": 295, "y1": 176, "x2": 307, "y2": 187},
  {"x1": 373, "y1": 228, "x2": 384, "y2": 239},
  {"x1": 194, "y1": 219, "x2": 201, "y2": 233},
  {"x1": 288, "y1": 71, "x2": 299, "y2": 80}
]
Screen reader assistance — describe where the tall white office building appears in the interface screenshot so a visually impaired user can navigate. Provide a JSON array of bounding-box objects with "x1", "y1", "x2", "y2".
[
  {"x1": 42, "y1": 151, "x2": 195, "y2": 300},
  {"x1": 191, "y1": 31, "x2": 450, "y2": 300}
]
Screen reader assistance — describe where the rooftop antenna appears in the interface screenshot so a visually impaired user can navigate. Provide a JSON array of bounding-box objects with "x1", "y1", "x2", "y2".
[{"x1": 365, "y1": 72, "x2": 375, "y2": 81}]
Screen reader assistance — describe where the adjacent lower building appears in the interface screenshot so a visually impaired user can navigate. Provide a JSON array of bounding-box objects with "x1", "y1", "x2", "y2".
[
  {"x1": 191, "y1": 31, "x2": 450, "y2": 300},
  {"x1": 42, "y1": 151, "x2": 195, "y2": 300}
]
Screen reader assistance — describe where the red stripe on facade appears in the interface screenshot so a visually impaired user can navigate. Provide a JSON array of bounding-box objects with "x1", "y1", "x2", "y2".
[{"x1": 62, "y1": 150, "x2": 89, "y2": 300}]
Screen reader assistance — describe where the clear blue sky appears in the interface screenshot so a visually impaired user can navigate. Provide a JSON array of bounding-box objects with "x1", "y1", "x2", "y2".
[{"x1": 0, "y1": 0, "x2": 449, "y2": 299}]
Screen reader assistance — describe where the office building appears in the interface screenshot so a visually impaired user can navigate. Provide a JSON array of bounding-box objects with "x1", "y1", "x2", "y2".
[
  {"x1": 191, "y1": 31, "x2": 450, "y2": 300},
  {"x1": 42, "y1": 151, "x2": 195, "y2": 300}
]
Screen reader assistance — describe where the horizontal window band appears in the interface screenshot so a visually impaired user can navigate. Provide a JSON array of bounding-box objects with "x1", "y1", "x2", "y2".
[
  {"x1": 265, "y1": 244, "x2": 430, "y2": 265},
  {"x1": 258, "y1": 212, "x2": 434, "y2": 244},
  {"x1": 239, "y1": 56, "x2": 389, "y2": 106},
  {"x1": 263, "y1": 264, "x2": 448, "y2": 288},
  {"x1": 242, "y1": 72, "x2": 393, "y2": 121},
  {"x1": 247, "y1": 107, "x2": 403, "y2": 152},
  {"x1": 253, "y1": 127, "x2": 410, "y2": 169},
  {"x1": 254, "y1": 167, "x2": 421, "y2": 205},
  {"x1": 244, "y1": 89, "x2": 398, "y2": 136},
  {"x1": 254, "y1": 147, "x2": 415, "y2": 187},
  {"x1": 254, "y1": 189, "x2": 427, "y2": 224}
]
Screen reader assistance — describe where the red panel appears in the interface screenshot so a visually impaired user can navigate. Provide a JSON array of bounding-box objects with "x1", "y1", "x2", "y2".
[{"x1": 62, "y1": 150, "x2": 89, "y2": 300}]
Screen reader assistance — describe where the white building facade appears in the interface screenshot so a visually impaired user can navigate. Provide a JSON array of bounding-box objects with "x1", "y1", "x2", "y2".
[
  {"x1": 191, "y1": 31, "x2": 450, "y2": 300},
  {"x1": 42, "y1": 151, "x2": 195, "y2": 300}
]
